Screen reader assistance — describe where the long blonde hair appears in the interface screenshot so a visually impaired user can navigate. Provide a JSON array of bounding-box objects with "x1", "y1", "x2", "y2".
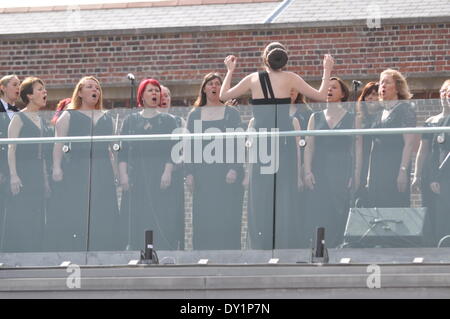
[
  {"x1": 380, "y1": 69, "x2": 413, "y2": 100},
  {"x1": 440, "y1": 79, "x2": 450, "y2": 93},
  {"x1": 69, "y1": 76, "x2": 103, "y2": 110}
]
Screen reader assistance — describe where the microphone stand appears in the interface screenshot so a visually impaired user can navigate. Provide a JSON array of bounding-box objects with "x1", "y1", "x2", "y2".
[
  {"x1": 352, "y1": 80, "x2": 362, "y2": 102},
  {"x1": 129, "y1": 77, "x2": 136, "y2": 108},
  {"x1": 349, "y1": 80, "x2": 362, "y2": 208}
]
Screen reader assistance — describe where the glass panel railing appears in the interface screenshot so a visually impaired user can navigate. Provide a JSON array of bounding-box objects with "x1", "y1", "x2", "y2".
[
  {"x1": 0, "y1": 110, "x2": 53, "y2": 252},
  {"x1": 109, "y1": 107, "x2": 186, "y2": 252},
  {"x1": 2, "y1": 99, "x2": 450, "y2": 263},
  {"x1": 85, "y1": 109, "x2": 123, "y2": 251},
  {"x1": 182, "y1": 105, "x2": 246, "y2": 251},
  {"x1": 0, "y1": 110, "x2": 92, "y2": 252},
  {"x1": 45, "y1": 109, "x2": 92, "y2": 252},
  {"x1": 292, "y1": 98, "x2": 449, "y2": 250},
  {"x1": 245, "y1": 104, "x2": 285, "y2": 250}
]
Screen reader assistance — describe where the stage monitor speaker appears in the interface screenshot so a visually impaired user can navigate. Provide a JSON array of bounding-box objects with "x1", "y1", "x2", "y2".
[{"x1": 342, "y1": 207, "x2": 429, "y2": 248}]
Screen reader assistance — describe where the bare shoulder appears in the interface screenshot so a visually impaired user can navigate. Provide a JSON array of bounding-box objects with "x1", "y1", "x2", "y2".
[
  {"x1": 285, "y1": 71, "x2": 301, "y2": 80},
  {"x1": 59, "y1": 110, "x2": 71, "y2": 120},
  {"x1": 56, "y1": 110, "x2": 71, "y2": 128},
  {"x1": 9, "y1": 112, "x2": 22, "y2": 127},
  {"x1": 425, "y1": 114, "x2": 441, "y2": 123},
  {"x1": 248, "y1": 72, "x2": 259, "y2": 81}
]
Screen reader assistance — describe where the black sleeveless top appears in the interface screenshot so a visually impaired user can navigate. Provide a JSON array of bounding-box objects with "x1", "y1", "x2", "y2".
[{"x1": 250, "y1": 71, "x2": 292, "y2": 130}]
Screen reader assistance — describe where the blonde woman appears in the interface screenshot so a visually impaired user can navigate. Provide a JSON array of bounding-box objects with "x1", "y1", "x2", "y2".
[
  {"x1": 50, "y1": 76, "x2": 120, "y2": 251},
  {"x1": 367, "y1": 69, "x2": 418, "y2": 208}
]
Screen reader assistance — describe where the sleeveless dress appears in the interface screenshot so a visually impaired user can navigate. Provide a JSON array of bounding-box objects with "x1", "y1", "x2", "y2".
[
  {"x1": 291, "y1": 107, "x2": 312, "y2": 247},
  {"x1": 3, "y1": 112, "x2": 48, "y2": 252},
  {"x1": 186, "y1": 107, "x2": 244, "y2": 250},
  {"x1": 305, "y1": 110, "x2": 354, "y2": 248},
  {"x1": 421, "y1": 122, "x2": 440, "y2": 208},
  {"x1": 420, "y1": 121, "x2": 441, "y2": 245},
  {"x1": 119, "y1": 112, "x2": 184, "y2": 251},
  {"x1": 367, "y1": 102, "x2": 416, "y2": 207},
  {"x1": 354, "y1": 112, "x2": 377, "y2": 206},
  {"x1": 247, "y1": 71, "x2": 299, "y2": 249},
  {"x1": 165, "y1": 114, "x2": 185, "y2": 250},
  {"x1": 48, "y1": 110, "x2": 120, "y2": 251},
  {"x1": 430, "y1": 115, "x2": 450, "y2": 245}
]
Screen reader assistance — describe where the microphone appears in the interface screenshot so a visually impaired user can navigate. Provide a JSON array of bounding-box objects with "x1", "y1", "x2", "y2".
[
  {"x1": 127, "y1": 73, "x2": 136, "y2": 108},
  {"x1": 352, "y1": 80, "x2": 362, "y2": 87},
  {"x1": 127, "y1": 73, "x2": 135, "y2": 82}
]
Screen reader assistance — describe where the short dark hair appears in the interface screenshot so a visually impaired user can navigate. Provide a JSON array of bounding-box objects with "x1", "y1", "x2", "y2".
[
  {"x1": 357, "y1": 81, "x2": 379, "y2": 120},
  {"x1": 20, "y1": 77, "x2": 44, "y2": 105},
  {"x1": 330, "y1": 77, "x2": 350, "y2": 102}
]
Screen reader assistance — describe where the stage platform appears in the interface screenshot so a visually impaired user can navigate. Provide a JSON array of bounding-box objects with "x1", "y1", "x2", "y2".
[{"x1": 1, "y1": 248, "x2": 450, "y2": 298}]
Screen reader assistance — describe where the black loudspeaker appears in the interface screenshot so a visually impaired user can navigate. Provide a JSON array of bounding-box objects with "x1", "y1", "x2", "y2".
[
  {"x1": 314, "y1": 227, "x2": 325, "y2": 258},
  {"x1": 144, "y1": 230, "x2": 153, "y2": 260},
  {"x1": 139, "y1": 230, "x2": 159, "y2": 264},
  {"x1": 342, "y1": 208, "x2": 429, "y2": 248},
  {"x1": 311, "y1": 227, "x2": 329, "y2": 263}
]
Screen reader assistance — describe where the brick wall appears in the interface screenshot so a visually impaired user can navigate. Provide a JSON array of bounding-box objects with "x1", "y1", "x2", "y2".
[{"x1": 1, "y1": 21, "x2": 448, "y2": 105}]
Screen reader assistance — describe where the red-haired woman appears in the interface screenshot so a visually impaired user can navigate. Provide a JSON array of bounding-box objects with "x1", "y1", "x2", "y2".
[
  {"x1": 118, "y1": 78, "x2": 184, "y2": 251},
  {"x1": 50, "y1": 76, "x2": 120, "y2": 251}
]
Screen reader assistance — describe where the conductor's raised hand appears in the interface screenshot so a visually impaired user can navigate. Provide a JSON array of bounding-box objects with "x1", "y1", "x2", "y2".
[
  {"x1": 323, "y1": 54, "x2": 335, "y2": 72},
  {"x1": 224, "y1": 55, "x2": 237, "y2": 72}
]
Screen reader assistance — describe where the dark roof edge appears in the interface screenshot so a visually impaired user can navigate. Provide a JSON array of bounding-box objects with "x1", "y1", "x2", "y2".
[{"x1": 1, "y1": 16, "x2": 449, "y2": 40}]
